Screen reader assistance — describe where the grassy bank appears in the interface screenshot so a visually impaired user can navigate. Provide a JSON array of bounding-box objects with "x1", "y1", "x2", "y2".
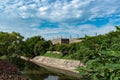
[{"x1": 43, "y1": 52, "x2": 74, "y2": 60}]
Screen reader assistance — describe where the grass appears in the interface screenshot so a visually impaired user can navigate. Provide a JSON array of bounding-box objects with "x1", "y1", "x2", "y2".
[
  {"x1": 43, "y1": 52, "x2": 75, "y2": 60},
  {"x1": 62, "y1": 54, "x2": 74, "y2": 60},
  {"x1": 43, "y1": 52, "x2": 62, "y2": 59}
]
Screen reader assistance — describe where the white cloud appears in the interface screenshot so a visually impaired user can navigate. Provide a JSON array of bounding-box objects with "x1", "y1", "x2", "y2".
[
  {"x1": 19, "y1": 6, "x2": 27, "y2": 11},
  {"x1": 0, "y1": 0, "x2": 119, "y2": 39},
  {"x1": 39, "y1": 7, "x2": 48, "y2": 12},
  {"x1": 33, "y1": 24, "x2": 116, "y2": 39},
  {"x1": 1, "y1": 0, "x2": 120, "y2": 21}
]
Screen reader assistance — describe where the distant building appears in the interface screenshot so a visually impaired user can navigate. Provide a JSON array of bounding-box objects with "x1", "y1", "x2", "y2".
[
  {"x1": 52, "y1": 38, "x2": 82, "y2": 44},
  {"x1": 61, "y1": 38, "x2": 69, "y2": 44},
  {"x1": 52, "y1": 38, "x2": 69, "y2": 44}
]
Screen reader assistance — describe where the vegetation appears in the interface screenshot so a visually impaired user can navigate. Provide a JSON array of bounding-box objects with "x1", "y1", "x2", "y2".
[
  {"x1": 0, "y1": 26, "x2": 120, "y2": 80},
  {"x1": 44, "y1": 52, "x2": 62, "y2": 58},
  {"x1": 43, "y1": 52, "x2": 74, "y2": 60},
  {"x1": 44, "y1": 26, "x2": 120, "y2": 80},
  {"x1": 0, "y1": 59, "x2": 28, "y2": 80},
  {"x1": 74, "y1": 26, "x2": 120, "y2": 80},
  {"x1": 0, "y1": 32, "x2": 24, "y2": 61}
]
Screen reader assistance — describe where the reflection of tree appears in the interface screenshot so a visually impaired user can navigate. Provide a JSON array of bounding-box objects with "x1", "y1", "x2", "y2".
[
  {"x1": 22, "y1": 60, "x2": 52, "y2": 80},
  {"x1": 26, "y1": 74, "x2": 48, "y2": 80},
  {"x1": 13, "y1": 58, "x2": 79, "y2": 80},
  {"x1": 57, "y1": 73, "x2": 80, "y2": 80}
]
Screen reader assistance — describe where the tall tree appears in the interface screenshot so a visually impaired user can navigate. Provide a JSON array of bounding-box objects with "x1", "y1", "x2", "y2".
[
  {"x1": 25, "y1": 36, "x2": 44, "y2": 57},
  {"x1": 0, "y1": 32, "x2": 24, "y2": 61}
]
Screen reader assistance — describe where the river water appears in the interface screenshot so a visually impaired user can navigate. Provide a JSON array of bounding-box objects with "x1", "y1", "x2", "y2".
[{"x1": 12, "y1": 57, "x2": 81, "y2": 80}]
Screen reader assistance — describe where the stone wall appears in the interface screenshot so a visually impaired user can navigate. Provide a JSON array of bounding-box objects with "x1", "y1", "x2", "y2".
[
  {"x1": 20, "y1": 56, "x2": 85, "y2": 78},
  {"x1": 31, "y1": 56, "x2": 85, "y2": 71},
  {"x1": 69, "y1": 38, "x2": 82, "y2": 43}
]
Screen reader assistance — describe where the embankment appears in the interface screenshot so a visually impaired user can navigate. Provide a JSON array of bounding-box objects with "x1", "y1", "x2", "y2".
[{"x1": 20, "y1": 56, "x2": 85, "y2": 78}]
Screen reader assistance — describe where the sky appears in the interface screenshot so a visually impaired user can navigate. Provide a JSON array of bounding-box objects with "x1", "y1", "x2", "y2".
[{"x1": 0, "y1": 0, "x2": 120, "y2": 40}]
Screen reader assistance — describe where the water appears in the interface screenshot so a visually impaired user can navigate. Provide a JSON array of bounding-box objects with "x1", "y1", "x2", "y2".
[
  {"x1": 12, "y1": 57, "x2": 81, "y2": 80},
  {"x1": 44, "y1": 76, "x2": 58, "y2": 80}
]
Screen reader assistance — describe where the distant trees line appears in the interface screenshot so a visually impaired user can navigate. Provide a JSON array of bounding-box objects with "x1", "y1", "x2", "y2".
[
  {"x1": 0, "y1": 32, "x2": 49, "y2": 58},
  {"x1": 0, "y1": 31, "x2": 78, "y2": 58}
]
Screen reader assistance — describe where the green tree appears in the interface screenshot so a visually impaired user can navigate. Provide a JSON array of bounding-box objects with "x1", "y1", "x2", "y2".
[
  {"x1": 56, "y1": 44, "x2": 70, "y2": 56},
  {"x1": 0, "y1": 32, "x2": 24, "y2": 61},
  {"x1": 75, "y1": 26, "x2": 120, "y2": 80},
  {"x1": 25, "y1": 36, "x2": 44, "y2": 57},
  {"x1": 34, "y1": 41, "x2": 49, "y2": 56}
]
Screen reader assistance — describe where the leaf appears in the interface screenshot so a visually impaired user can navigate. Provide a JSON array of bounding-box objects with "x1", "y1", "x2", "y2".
[
  {"x1": 114, "y1": 77, "x2": 120, "y2": 80},
  {"x1": 103, "y1": 63, "x2": 120, "y2": 71}
]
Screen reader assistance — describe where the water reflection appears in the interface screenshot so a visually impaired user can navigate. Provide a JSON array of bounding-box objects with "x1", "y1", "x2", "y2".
[
  {"x1": 12, "y1": 57, "x2": 80, "y2": 80},
  {"x1": 44, "y1": 75, "x2": 58, "y2": 80}
]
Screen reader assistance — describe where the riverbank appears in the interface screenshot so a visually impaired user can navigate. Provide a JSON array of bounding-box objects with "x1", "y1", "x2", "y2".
[
  {"x1": 20, "y1": 56, "x2": 85, "y2": 78},
  {"x1": 0, "y1": 59, "x2": 28, "y2": 80}
]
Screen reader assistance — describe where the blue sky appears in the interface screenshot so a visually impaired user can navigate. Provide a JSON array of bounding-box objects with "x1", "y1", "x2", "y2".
[{"x1": 0, "y1": 0, "x2": 120, "y2": 40}]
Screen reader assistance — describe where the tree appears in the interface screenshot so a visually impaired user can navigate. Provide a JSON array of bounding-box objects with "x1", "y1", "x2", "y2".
[
  {"x1": 0, "y1": 32, "x2": 24, "y2": 61},
  {"x1": 115, "y1": 26, "x2": 120, "y2": 31},
  {"x1": 34, "y1": 41, "x2": 49, "y2": 56},
  {"x1": 55, "y1": 44, "x2": 70, "y2": 56},
  {"x1": 75, "y1": 26, "x2": 120, "y2": 80},
  {"x1": 25, "y1": 36, "x2": 44, "y2": 57}
]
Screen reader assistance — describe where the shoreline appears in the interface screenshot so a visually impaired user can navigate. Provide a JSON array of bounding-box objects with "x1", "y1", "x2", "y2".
[{"x1": 20, "y1": 56, "x2": 84, "y2": 78}]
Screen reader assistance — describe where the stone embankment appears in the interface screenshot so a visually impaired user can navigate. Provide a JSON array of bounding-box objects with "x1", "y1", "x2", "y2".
[{"x1": 20, "y1": 56, "x2": 85, "y2": 78}]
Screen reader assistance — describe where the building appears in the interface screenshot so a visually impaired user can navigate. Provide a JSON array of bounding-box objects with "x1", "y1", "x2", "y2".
[
  {"x1": 52, "y1": 38, "x2": 82, "y2": 44},
  {"x1": 52, "y1": 38, "x2": 69, "y2": 44}
]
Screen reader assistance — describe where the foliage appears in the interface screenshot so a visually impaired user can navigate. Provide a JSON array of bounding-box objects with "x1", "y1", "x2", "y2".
[
  {"x1": 0, "y1": 32, "x2": 24, "y2": 61},
  {"x1": 56, "y1": 44, "x2": 70, "y2": 56},
  {"x1": 0, "y1": 32, "x2": 52, "y2": 58},
  {"x1": 25, "y1": 36, "x2": 44, "y2": 57},
  {"x1": 75, "y1": 26, "x2": 120, "y2": 80},
  {"x1": 51, "y1": 43, "x2": 78, "y2": 56},
  {"x1": 34, "y1": 41, "x2": 49, "y2": 56},
  {"x1": 0, "y1": 59, "x2": 28, "y2": 80},
  {"x1": 0, "y1": 55, "x2": 7, "y2": 60},
  {"x1": 0, "y1": 26, "x2": 120, "y2": 80}
]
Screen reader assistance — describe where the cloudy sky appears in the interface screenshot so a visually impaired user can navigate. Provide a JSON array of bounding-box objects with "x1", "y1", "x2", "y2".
[{"x1": 0, "y1": 0, "x2": 120, "y2": 39}]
